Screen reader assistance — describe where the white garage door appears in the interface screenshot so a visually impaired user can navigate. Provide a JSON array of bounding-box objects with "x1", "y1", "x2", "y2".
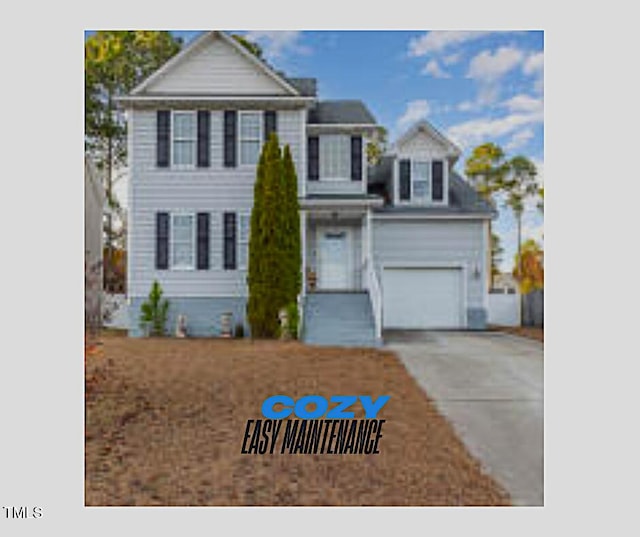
[{"x1": 382, "y1": 268, "x2": 464, "y2": 329}]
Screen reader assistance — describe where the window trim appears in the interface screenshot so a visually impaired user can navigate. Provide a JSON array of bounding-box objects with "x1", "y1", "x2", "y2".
[
  {"x1": 238, "y1": 110, "x2": 263, "y2": 167},
  {"x1": 171, "y1": 110, "x2": 197, "y2": 169},
  {"x1": 170, "y1": 211, "x2": 196, "y2": 270},
  {"x1": 237, "y1": 212, "x2": 251, "y2": 270}
]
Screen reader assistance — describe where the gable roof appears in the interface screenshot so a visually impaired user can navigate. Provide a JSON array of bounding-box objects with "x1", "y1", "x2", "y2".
[
  {"x1": 308, "y1": 100, "x2": 377, "y2": 125},
  {"x1": 391, "y1": 120, "x2": 461, "y2": 158},
  {"x1": 130, "y1": 31, "x2": 301, "y2": 97}
]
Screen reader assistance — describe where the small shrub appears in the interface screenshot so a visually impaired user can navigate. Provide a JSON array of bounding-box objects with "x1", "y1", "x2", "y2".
[
  {"x1": 279, "y1": 302, "x2": 299, "y2": 340},
  {"x1": 139, "y1": 280, "x2": 169, "y2": 336}
]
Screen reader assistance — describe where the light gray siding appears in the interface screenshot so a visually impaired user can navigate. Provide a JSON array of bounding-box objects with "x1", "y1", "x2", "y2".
[
  {"x1": 128, "y1": 107, "x2": 306, "y2": 299},
  {"x1": 143, "y1": 35, "x2": 290, "y2": 96},
  {"x1": 372, "y1": 219, "x2": 487, "y2": 310}
]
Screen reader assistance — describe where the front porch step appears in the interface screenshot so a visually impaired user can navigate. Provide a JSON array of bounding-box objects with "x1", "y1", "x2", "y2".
[{"x1": 302, "y1": 292, "x2": 379, "y2": 348}]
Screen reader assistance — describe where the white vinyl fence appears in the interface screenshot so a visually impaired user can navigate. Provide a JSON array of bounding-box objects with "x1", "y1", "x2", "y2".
[{"x1": 488, "y1": 291, "x2": 521, "y2": 327}]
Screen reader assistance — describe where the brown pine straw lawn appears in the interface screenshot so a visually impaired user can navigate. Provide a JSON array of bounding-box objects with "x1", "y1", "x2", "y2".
[{"x1": 85, "y1": 333, "x2": 510, "y2": 506}]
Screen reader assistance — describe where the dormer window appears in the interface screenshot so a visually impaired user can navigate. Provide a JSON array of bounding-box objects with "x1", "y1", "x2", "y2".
[
  {"x1": 412, "y1": 161, "x2": 430, "y2": 201},
  {"x1": 397, "y1": 158, "x2": 447, "y2": 205}
]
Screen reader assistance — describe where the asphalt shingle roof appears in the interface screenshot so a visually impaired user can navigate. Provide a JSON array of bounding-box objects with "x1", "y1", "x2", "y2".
[
  {"x1": 308, "y1": 100, "x2": 377, "y2": 125},
  {"x1": 366, "y1": 163, "x2": 494, "y2": 216},
  {"x1": 287, "y1": 77, "x2": 317, "y2": 97}
]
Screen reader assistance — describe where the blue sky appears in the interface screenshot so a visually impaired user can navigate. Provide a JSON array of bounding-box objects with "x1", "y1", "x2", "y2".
[
  {"x1": 91, "y1": 30, "x2": 543, "y2": 273},
  {"x1": 175, "y1": 30, "x2": 544, "y2": 273}
]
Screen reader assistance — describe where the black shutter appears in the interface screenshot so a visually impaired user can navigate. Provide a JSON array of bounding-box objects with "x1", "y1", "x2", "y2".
[
  {"x1": 224, "y1": 110, "x2": 237, "y2": 168},
  {"x1": 264, "y1": 111, "x2": 277, "y2": 142},
  {"x1": 156, "y1": 212, "x2": 169, "y2": 269},
  {"x1": 308, "y1": 136, "x2": 319, "y2": 181},
  {"x1": 399, "y1": 159, "x2": 411, "y2": 201},
  {"x1": 351, "y1": 136, "x2": 363, "y2": 181},
  {"x1": 196, "y1": 213, "x2": 210, "y2": 270},
  {"x1": 432, "y1": 160, "x2": 444, "y2": 201},
  {"x1": 197, "y1": 110, "x2": 210, "y2": 167},
  {"x1": 156, "y1": 110, "x2": 170, "y2": 168},
  {"x1": 223, "y1": 212, "x2": 237, "y2": 270}
]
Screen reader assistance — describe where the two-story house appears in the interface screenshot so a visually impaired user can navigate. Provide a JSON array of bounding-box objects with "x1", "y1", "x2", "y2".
[{"x1": 120, "y1": 30, "x2": 494, "y2": 345}]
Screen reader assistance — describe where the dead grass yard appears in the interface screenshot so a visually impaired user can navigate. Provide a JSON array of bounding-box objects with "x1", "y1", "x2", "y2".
[{"x1": 85, "y1": 333, "x2": 510, "y2": 506}]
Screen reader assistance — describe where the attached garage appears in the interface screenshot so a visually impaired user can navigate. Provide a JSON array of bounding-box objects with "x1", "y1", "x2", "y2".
[{"x1": 382, "y1": 267, "x2": 465, "y2": 329}]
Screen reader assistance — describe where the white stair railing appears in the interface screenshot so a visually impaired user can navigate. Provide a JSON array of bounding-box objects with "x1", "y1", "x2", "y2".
[{"x1": 364, "y1": 259, "x2": 382, "y2": 341}]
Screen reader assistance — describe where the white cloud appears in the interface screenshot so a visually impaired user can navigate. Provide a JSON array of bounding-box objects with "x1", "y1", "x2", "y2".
[
  {"x1": 243, "y1": 31, "x2": 310, "y2": 59},
  {"x1": 477, "y1": 84, "x2": 500, "y2": 106},
  {"x1": 457, "y1": 100, "x2": 475, "y2": 112},
  {"x1": 447, "y1": 110, "x2": 543, "y2": 149},
  {"x1": 465, "y1": 46, "x2": 528, "y2": 105},
  {"x1": 443, "y1": 52, "x2": 461, "y2": 65},
  {"x1": 523, "y1": 51, "x2": 544, "y2": 94},
  {"x1": 408, "y1": 31, "x2": 493, "y2": 57},
  {"x1": 505, "y1": 128, "x2": 535, "y2": 151},
  {"x1": 422, "y1": 59, "x2": 450, "y2": 78},
  {"x1": 503, "y1": 94, "x2": 543, "y2": 114},
  {"x1": 523, "y1": 51, "x2": 544, "y2": 75},
  {"x1": 396, "y1": 100, "x2": 431, "y2": 131},
  {"x1": 467, "y1": 46, "x2": 525, "y2": 82}
]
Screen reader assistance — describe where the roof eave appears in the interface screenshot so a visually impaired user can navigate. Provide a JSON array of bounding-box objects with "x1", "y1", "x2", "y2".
[
  {"x1": 372, "y1": 210, "x2": 494, "y2": 220},
  {"x1": 307, "y1": 123, "x2": 381, "y2": 134},
  {"x1": 116, "y1": 95, "x2": 316, "y2": 108}
]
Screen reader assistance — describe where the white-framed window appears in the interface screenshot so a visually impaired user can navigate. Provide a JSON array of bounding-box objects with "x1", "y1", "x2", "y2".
[
  {"x1": 172, "y1": 111, "x2": 197, "y2": 167},
  {"x1": 170, "y1": 213, "x2": 195, "y2": 269},
  {"x1": 239, "y1": 111, "x2": 262, "y2": 165},
  {"x1": 319, "y1": 134, "x2": 350, "y2": 180},
  {"x1": 238, "y1": 212, "x2": 251, "y2": 270},
  {"x1": 412, "y1": 161, "x2": 430, "y2": 201}
]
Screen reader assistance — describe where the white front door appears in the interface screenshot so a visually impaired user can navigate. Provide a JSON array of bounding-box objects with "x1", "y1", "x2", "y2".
[{"x1": 318, "y1": 229, "x2": 351, "y2": 290}]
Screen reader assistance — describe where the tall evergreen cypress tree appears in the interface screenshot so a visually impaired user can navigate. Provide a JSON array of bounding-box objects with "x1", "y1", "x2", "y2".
[
  {"x1": 247, "y1": 135, "x2": 302, "y2": 338},
  {"x1": 282, "y1": 145, "x2": 301, "y2": 304},
  {"x1": 247, "y1": 133, "x2": 285, "y2": 337}
]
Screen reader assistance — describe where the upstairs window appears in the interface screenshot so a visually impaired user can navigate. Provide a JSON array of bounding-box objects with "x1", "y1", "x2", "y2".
[
  {"x1": 239, "y1": 111, "x2": 262, "y2": 165},
  {"x1": 319, "y1": 135, "x2": 350, "y2": 180},
  {"x1": 172, "y1": 112, "x2": 196, "y2": 167}
]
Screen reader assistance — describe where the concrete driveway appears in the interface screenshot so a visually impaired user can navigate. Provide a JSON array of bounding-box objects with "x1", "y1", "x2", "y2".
[{"x1": 385, "y1": 330, "x2": 543, "y2": 506}]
